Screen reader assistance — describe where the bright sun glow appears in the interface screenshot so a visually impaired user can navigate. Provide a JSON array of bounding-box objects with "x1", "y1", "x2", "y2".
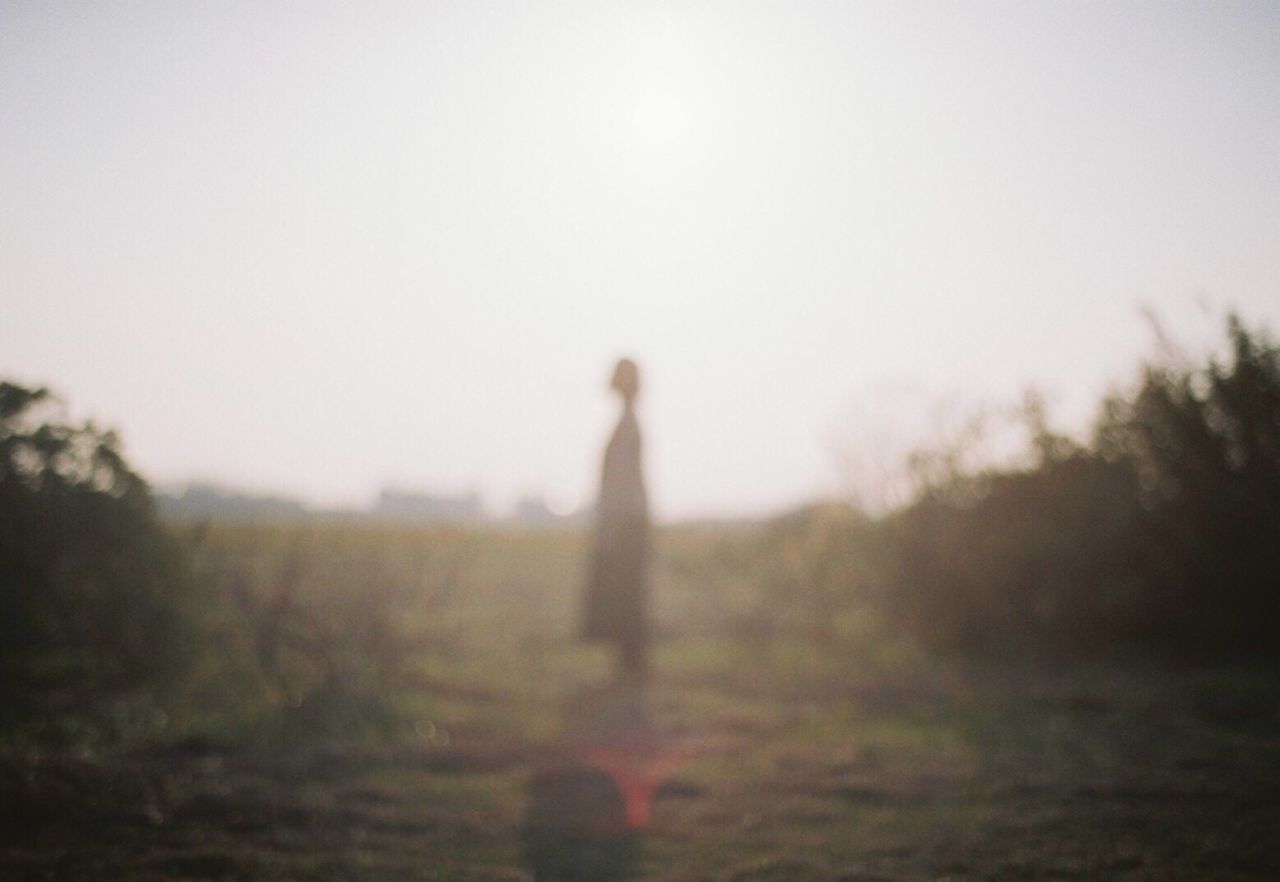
[{"x1": 631, "y1": 89, "x2": 689, "y2": 145}]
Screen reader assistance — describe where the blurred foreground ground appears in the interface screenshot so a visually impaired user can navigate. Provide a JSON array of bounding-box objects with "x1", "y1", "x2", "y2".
[
  {"x1": 4, "y1": 651, "x2": 1277, "y2": 880},
  {"x1": 2, "y1": 524, "x2": 1278, "y2": 880}
]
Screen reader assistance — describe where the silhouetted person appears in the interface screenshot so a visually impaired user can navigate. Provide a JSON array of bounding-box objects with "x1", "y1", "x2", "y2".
[{"x1": 583, "y1": 358, "x2": 650, "y2": 680}]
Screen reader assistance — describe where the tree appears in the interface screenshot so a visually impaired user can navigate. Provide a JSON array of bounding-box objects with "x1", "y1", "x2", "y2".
[{"x1": 0, "y1": 381, "x2": 188, "y2": 695}]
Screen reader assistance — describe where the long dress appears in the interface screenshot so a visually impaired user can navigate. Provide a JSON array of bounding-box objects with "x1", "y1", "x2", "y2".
[{"x1": 582, "y1": 402, "x2": 650, "y2": 667}]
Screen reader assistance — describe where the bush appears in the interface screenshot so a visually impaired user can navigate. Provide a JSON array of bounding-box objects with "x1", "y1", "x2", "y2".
[
  {"x1": 0, "y1": 382, "x2": 189, "y2": 696},
  {"x1": 882, "y1": 315, "x2": 1280, "y2": 658}
]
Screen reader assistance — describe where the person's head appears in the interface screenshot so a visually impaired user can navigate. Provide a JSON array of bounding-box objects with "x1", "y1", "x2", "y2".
[{"x1": 610, "y1": 357, "x2": 640, "y2": 403}]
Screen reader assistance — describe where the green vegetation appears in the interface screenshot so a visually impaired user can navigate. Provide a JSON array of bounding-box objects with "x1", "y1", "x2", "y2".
[
  {"x1": 2, "y1": 315, "x2": 1279, "y2": 879},
  {"x1": 0, "y1": 382, "x2": 191, "y2": 708},
  {"x1": 882, "y1": 314, "x2": 1280, "y2": 657}
]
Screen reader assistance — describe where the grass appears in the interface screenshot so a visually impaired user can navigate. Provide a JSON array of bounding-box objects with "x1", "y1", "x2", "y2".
[{"x1": 2, "y1": 524, "x2": 1278, "y2": 880}]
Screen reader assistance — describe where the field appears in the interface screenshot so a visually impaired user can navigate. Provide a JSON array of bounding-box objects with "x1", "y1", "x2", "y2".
[{"x1": 3, "y1": 522, "x2": 1278, "y2": 881}]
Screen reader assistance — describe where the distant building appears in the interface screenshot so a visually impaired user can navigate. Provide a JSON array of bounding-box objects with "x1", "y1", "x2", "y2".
[
  {"x1": 156, "y1": 483, "x2": 591, "y2": 527},
  {"x1": 509, "y1": 493, "x2": 589, "y2": 527},
  {"x1": 374, "y1": 488, "x2": 485, "y2": 523},
  {"x1": 513, "y1": 494, "x2": 557, "y2": 525},
  {"x1": 154, "y1": 483, "x2": 307, "y2": 521}
]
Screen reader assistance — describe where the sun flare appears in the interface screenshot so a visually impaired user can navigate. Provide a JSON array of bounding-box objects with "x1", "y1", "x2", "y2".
[{"x1": 630, "y1": 89, "x2": 689, "y2": 145}]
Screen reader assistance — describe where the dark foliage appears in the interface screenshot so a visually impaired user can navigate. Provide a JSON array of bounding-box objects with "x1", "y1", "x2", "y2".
[
  {"x1": 884, "y1": 315, "x2": 1280, "y2": 658},
  {"x1": 0, "y1": 382, "x2": 189, "y2": 698}
]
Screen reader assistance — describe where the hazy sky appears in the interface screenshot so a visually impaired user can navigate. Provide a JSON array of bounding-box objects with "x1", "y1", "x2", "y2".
[{"x1": 3, "y1": 1, "x2": 1279, "y2": 519}]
